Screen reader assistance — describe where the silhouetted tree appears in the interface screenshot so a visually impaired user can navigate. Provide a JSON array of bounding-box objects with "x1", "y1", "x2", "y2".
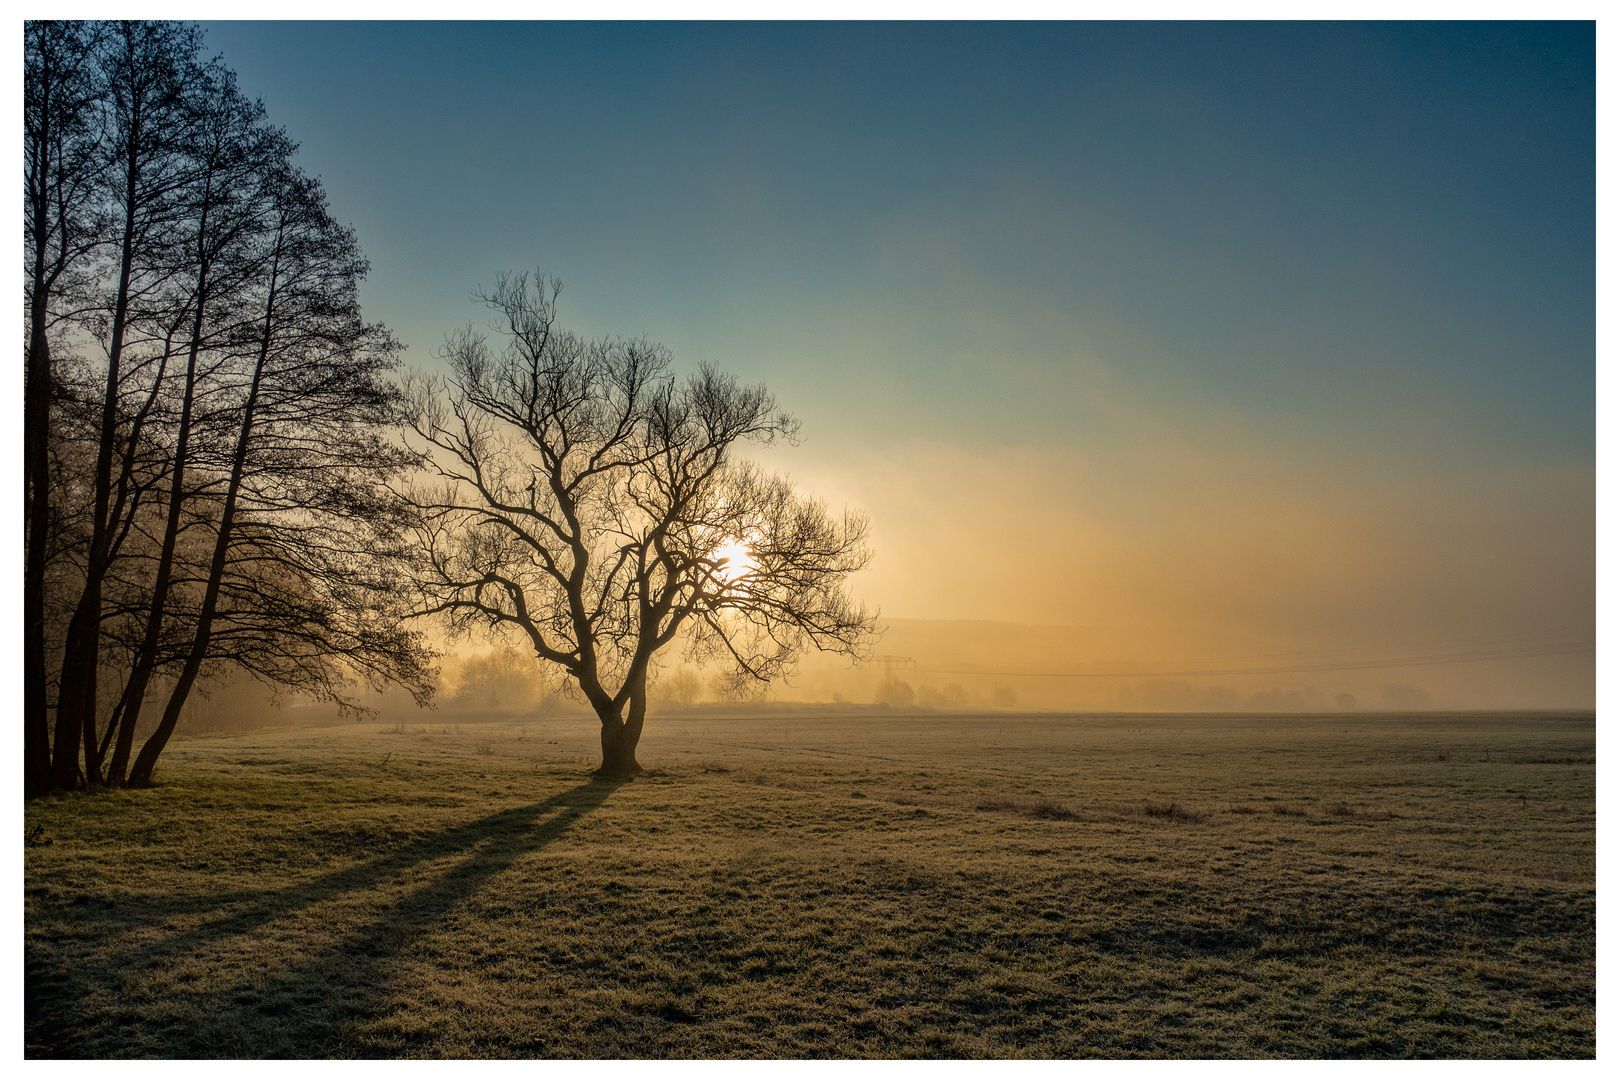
[
  {"x1": 653, "y1": 668, "x2": 703, "y2": 708},
  {"x1": 103, "y1": 55, "x2": 290, "y2": 786},
  {"x1": 51, "y1": 20, "x2": 210, "y2": 790},
  {"x1": 406, "y1": 273, "x2": 875, "y2": 777},
  {"x1": 117, "y1": 157, "x2": 434, "y2": 787},
  {"x1": 452, "y1": 646, "x2": 551, "y2": 713},
  {"x1": 25, "y1": 20, "x2": 107, "y2": 798},
  {"x1": 26, "y1": 20, "x2": 435, "y2": 793},
  {"x1": 875, "y1": 676, "x2": 915, "y2": 708}
]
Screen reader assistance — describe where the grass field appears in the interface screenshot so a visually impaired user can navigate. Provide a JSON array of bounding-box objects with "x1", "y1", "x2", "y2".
[{"x1": 23, "y1": 710, "x2": 1595, "y2": 1058}]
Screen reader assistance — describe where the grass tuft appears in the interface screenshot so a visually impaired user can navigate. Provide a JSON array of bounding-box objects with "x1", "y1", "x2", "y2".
[
  {"x1": 654, "y1": 1002, "x2": 699, "y2": 1024},
  {"x1": 973, "y1": 795, "x2": 1082, "y2": 820},
  {"x1": 1143, "y1": 801, "x2": 1204, "y2": 822}
]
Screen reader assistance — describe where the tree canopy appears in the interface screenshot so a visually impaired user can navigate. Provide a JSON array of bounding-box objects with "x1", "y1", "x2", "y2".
[
  {"x1": 405, "y1": 273, "x2": 875, "y2": 776},
  {"x1": 25, "y1": 20, "x2": 434, "y2": 794}
]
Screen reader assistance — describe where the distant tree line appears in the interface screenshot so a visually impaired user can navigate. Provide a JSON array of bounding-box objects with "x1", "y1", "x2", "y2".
[
  {"x1": 445, "y1": 646, "x2": 560, "y2": 715},
  {"x1": 25, "y1": 21, "x2": 434, "y2": 797}
]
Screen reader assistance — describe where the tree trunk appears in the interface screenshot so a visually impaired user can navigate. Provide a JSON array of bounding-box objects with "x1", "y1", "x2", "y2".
[
  {"x1": 24, "y1": 58, "x2": 56, "y2": 796},
  {"x1": 597, "y1": 720, "x2": 644, "y2": 778},
  {"x1": 107, "y1": 299, "x2": 204, "y2": 787},
  {"x1": 128, "y1": 240, "x2": 278, "y2": 788},
  {"x1": 25, "y1": 20, "x2": 91, "y2": 799},
  {"x1": 54, "y1": 130, "x2": 142, "y2": 791},
  {"x1": 25, "y1": 280, "x2": 53, "y2": 799},
  {"x1": 52, "y1": 594, "x2": 96, "y2": 789},
  {"x1": 596, "y1": 685, "x2": 646, "y2": 779}
]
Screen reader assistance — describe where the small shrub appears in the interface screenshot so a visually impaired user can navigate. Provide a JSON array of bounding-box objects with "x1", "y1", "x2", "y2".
[
  {"x1": 1271, "y1": 804, "x2": 1307, "y2": 817},
  {"x1": 1226, "y1": 804, "x2": 1258, "y2": 815}
]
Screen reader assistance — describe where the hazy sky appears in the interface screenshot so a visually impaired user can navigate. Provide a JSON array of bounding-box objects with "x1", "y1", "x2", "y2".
[{"x1": 199, "y1": 20, "x2": 1594, "y2": 706}]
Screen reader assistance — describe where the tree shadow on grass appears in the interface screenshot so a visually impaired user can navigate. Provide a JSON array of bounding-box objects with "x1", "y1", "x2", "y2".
[{"x1": 27, "y1": 777, "x2": 626, "y2": 1058}]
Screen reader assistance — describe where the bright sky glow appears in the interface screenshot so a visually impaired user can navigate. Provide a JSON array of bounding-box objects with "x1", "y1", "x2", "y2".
[
  {"x1": 712, "y1": 539, "x2": 756, "y2": 586},
  {"x1": 190, "y1": 20, "x2": 1595, "y2": 708}
]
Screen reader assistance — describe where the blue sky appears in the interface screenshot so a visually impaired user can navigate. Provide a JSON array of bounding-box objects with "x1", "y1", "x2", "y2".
[{"x1": 197, "y1": 20, "x2": 1594, "y2": 705}]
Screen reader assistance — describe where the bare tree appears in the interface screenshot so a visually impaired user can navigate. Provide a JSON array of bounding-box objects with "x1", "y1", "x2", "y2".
[
  {"x1": 121, "y1": 161, "x2": 433, "y2": 787},
  {"x1": 406, "y1": 273, "x2": 875, "y2": 776},
  {"x1": 50, "y1": 20, "x2": 207, "y2": 790},
  {"x1": 26, "y1": 20, "x2": 436, "y2": 793},
  {"x1": 24, "y1": 20, "x2": 107, "y2": 798},
  {"x1": 101, "y1": 56, "x2": 287, "y2": 786},
  {"x1": 451, "y1": 646, "x2": 552, "y2": 714}
]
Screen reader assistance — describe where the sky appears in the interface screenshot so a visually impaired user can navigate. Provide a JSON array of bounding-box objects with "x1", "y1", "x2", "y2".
[{"x1": 197, "y1": 20, "x2": 1595, "y2": 709}]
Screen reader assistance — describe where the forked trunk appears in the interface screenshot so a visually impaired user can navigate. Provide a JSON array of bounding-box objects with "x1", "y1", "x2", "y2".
[
  {"x1": 586, "y1": 663, "x2": 649, "y2": 779},
  {"x1": 596, "y1": 690, "x2": 647, "y2": 779},
  {"x1": 597, "y1": 717, "x2": 645, "y2": 778}
]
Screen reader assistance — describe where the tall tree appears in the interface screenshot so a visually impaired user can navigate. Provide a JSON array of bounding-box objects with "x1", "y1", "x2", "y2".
[
  {"x1": 51, "y1": 20, "x2": 206, "y2": 790},
  {"x1": 126, "y1": 167, "x2": 433, "y2": 787},
  {"x1": 104, "y1": 63, "x2": 290, "y2": 786},
  {"x1": 24, "y1": 20, "x2": 106, "y2": 798},
  {"x1": 406, "y1": 273, "x2": 875, "y2": 777},
  {"x1": 26, "y1": 20, "x2": 436, "y2": 793}
]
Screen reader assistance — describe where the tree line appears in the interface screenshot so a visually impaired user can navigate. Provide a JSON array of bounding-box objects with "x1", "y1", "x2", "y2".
[
  {"x1": 25, "y1": 21, "x2": 434, "y2": 796},
  {"x1": 26, "y1": 20, "x2": 875, "y2": 796}
]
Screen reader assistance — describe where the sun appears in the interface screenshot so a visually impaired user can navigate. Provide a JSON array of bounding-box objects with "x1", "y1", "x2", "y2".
[{"x1": 712, "y1": 537, "x2": 756, "y2": 584}]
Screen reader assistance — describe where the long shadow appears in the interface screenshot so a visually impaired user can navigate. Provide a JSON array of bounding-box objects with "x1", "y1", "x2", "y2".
[
  {"x1": 154, "y1": 778, "x2": 623, "y2": 958},
  {"x1": 26, "y1": 777, "x2": 626, "y2": 1058}
]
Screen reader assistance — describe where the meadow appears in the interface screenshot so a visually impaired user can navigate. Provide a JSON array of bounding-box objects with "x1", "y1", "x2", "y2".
[{"x1": 23, "y1": 710, "x2": 1595, "y2": 1058}]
